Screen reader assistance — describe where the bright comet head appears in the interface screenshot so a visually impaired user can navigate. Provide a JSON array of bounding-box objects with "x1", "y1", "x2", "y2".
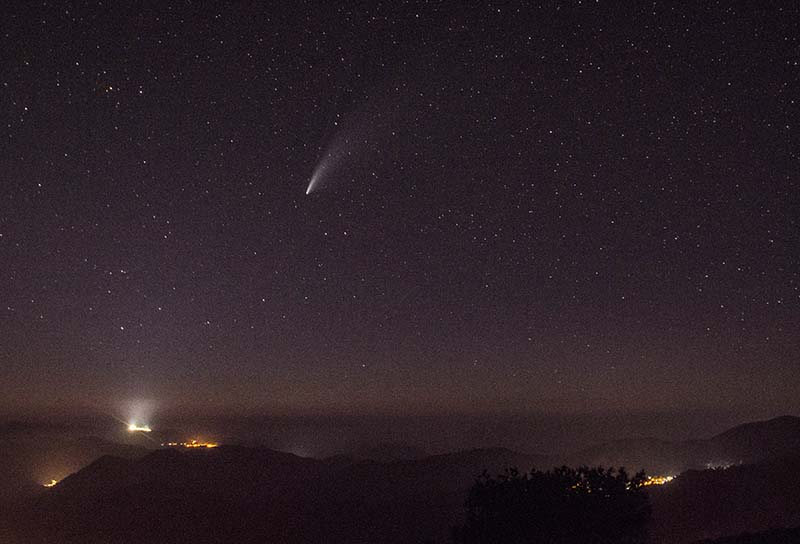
[{"x1": 305, "y1": 172, "x2": 318, "y2": 195}]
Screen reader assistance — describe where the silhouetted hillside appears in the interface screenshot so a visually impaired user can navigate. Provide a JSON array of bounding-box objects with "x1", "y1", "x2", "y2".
[
  {"x1": 568, "y1": 416, "x2": 800, "y2": 474},
  {"x1": 0, "y1": 432, "x2": 148, "y2": 502},
  {"x1": 4, "y1": 416, "x2": 800, "y2": 543},
  {"x1": 9, "y1": 445, "x2": 549, "y2": 544},
  {"x1": 567, "y1": 437, "x2": 694, "y2": 475},
  {"x1": 351, "y1": 442, "x2": 428, "y2": 462},
  {"x1": 648, "y1": 455, "x2": 800, "y2": 543},
  {"x1": 709, "y1": 416, "x2": 800, "y2": 462}
]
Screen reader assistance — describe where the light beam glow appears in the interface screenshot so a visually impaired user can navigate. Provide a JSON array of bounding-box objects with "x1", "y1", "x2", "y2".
[{"x1": 128, "y1": 423, "x2": 152, "y2": 432}]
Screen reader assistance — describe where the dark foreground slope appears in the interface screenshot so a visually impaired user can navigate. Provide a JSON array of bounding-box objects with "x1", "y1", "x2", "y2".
[
  {"x1": 5, "y1": 445, "x2": 549, "y2": 544},
  {"x1": 10, "y1": 448, "x2": 800, "y2": 544},
  {"x1": 696, "y1": 526, "x2": 800, "y2": 544},
  {"x1": 648, "y1": 454, "x2": 800, "y2": 544},
  {"x1": 4, "y1": 416, "x2": 800, "y2": 544}
]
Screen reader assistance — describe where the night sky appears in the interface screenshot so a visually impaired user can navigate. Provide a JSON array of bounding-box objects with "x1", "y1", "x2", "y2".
[{"x1": 1, "y1": 2, "x2": 798, "y2": 421}]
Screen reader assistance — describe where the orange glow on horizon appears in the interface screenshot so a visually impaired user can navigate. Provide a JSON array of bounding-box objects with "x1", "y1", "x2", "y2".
[
  {"x1": 642, "y1": 475, "x2": 675, "y2": 486},
  {"x1": 162, "y1": 439, "x2": 219, "y2": 449}
]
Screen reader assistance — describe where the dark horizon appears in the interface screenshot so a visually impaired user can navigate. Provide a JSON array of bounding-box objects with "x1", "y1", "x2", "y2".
[
  {"x1": 3, "y1": 405, "x2": 797, "y2": 460},
  {"x1": 4, "y1": 412, "x2": 800, "y2": 544}
]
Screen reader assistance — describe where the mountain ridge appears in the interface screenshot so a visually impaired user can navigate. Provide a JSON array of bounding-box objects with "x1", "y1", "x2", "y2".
[{"x1": 567, "y1": 415, "x2": 800, "y2": 474}]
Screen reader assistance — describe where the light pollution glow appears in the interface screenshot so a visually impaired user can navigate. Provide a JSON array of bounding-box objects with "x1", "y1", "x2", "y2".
[
  {"x1": 162, "y1": 440, "x2": 219, "y2": 448},
  {"x1": 128, "y1": 423, "x2": 152, "y2": 432}
]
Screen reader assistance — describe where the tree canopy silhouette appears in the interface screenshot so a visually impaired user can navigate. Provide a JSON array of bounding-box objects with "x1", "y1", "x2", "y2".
[{"x1": 452, "y1": 466, "x2": 651, "y2": 544}]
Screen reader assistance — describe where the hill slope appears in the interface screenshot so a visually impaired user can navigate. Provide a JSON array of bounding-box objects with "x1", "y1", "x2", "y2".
[
  {"x1": 567, "y1": 416, "x2": 800, "y2": 474},
  {"x1": 648, "y1": 454, "x2": 800, "y2": 543},
  {"x1": 11, "y1": 445, "x2": 549, "y2": 544}
]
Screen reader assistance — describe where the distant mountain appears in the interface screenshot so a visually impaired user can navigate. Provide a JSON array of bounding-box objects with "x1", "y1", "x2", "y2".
[
  {"x1": 350, "y1": 442, "x2": 428, "y2": 462},
  {"x1": 566, "y1": 416, "x2": 800, "y2": 474},
  {"x1": 708, "y1": 415, "x2": 800, "y2": 462},
  {"x1": 0, "y1": 433, "x2": 148, "y2": 502},
  {"x1": 5, "y1": 416, "x2": 800, "y2": 543},
  {"x1": 566, "y1": 436, "x2": 693, "y2": 475}
]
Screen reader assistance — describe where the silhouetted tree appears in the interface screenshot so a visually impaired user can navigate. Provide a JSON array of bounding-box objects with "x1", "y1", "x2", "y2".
[{"x1": 452, "y1": 466, "x2": 650, "y2": 544}]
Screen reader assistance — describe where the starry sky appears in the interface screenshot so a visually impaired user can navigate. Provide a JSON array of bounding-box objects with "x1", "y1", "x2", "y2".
[{"x1": 1, "y1": 2, "x2": 798, "y2": 421}]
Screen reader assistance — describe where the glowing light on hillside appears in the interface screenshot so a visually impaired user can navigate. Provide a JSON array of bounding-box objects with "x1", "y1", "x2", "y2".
[
  {"x1": 642, "y1": 475, "x2": 674, "y2": 486},
  {"x1": 185, "y1": 439, "x2": 218, "y2": 448},
  {"x1": 705, "y1": 461, "x2": 734, "y2": 470},
  {"x1": 43, "y1": 479, "x2": 59, "y2": 488},
  {"x1": 120, "y1": 398, "x2": 157, "y2": 434},
  {"x1": 128, "y1": 423, "x2": 152, "y2": 432},
  {"x1": 161, "y1": 440, "x2": 218, "y2": 448}
]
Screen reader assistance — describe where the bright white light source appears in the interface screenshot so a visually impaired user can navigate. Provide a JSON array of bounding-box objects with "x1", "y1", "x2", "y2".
[{"x1": 128, "y1": 423, "x2": 152, "y2": 432}]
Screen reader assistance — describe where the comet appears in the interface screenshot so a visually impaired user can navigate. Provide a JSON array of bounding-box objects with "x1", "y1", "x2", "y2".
[
  {"x1": 305, "y1": 97, "x2": 391, "y2": 195},
  {"x1": 306, "y1": 169, "x2": 321, "y2": 195},
  {"x1": 305, "y1": 144, "x2": 343, "y2": 195}
]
